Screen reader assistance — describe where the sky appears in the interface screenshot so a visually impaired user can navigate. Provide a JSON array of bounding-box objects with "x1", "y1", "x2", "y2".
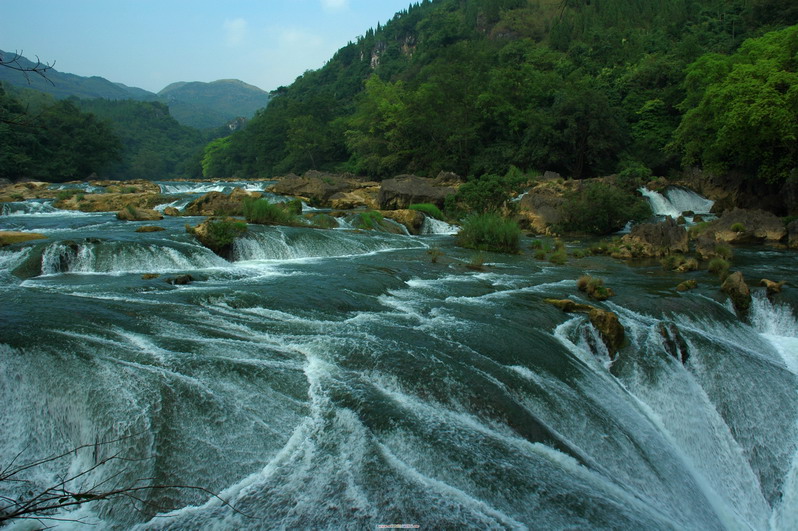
[{"x1": 0, "y1": 0, "x2": 414, "y2": 93}]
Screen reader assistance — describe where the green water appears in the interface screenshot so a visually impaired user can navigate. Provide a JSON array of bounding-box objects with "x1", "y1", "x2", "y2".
[{"x1": 1, "y1": 183, "x2": 797, "y2": 530}]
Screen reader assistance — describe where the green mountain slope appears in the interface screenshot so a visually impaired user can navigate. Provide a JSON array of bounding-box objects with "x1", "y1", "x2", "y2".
[
  {"x1": 158, "y1": 79, "x2": 270, "y2": 129},
  {"x1": 205, "y1": 0, "x2": 797, "y2": 182},
  {"x1": 0, "y1": 49, "x2": 154, "y2": 100},
  {"x1": 0, "y1": 51, "x2": 269, "y2": 129}
]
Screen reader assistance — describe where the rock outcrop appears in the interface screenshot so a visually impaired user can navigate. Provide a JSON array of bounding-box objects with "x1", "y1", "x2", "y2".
[
  {"x1": 0, "y1": 231, "x2": 47, "y2": 246},
  {"x1": 705, "y1": 208, "x2": 787, "y2": 244},
  {"x1": 620, "y1": 217, "x2": 688, "y2": 257},
  {"x1": 117, "y1": 206, "x2": 163, "y2": 221},
  {"x1": 329, "y1": 187, "x2": 380, "y2": 210},
  {"x1": 268, "y1": 171, "x2": 378, "y2": 208},
  {"x1": 378, "y1": 175, "x2": 457, "y2": 210},
  {"x1": 55, "y1": 192, "x2": 166, "y2": 212},
  {"x1": 517, "y1": 181, "x2": 568, "y2": 234},
  {"x1": 544, "y1": 298, "x2": 625, "y2": 356},
  {"x1": 182, "y1": 188, "x2": 261, "y2": 216},
  {"x1": 722, "y1": 271, "x2": 752, "y2": 313},
  {"x1": 380, "y1": 209, "x2": 426, "y2": 235},
  {"x1": 760, "y1": 279, "x2": 787, "y2": 297},
  {"x1": 186, "y1": 218, "x2": 248, "y2": 259},
  {"x1": 788, "y1": 220, "x2": 798, "y2": 249}
]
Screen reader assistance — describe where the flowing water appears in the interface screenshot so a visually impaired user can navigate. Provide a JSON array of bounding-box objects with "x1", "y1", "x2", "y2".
[
  {"x1": 1, "y1": 185, "x2": 797, "y2": 530},
  {"x1": 640, "y1": 187, "x2": 715, "y2": 219}
]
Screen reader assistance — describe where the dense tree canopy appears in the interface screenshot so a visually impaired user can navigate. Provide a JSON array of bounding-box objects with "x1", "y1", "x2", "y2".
[
  {"x1": 200, "y1": 0, "x2": 797, "y2": 185},
  {"x1": 672, "y1": 25, "x2": 798, "y2": 183},
  {"x1": 0, "y1": 86, "x2": 120, "y2": 182}
]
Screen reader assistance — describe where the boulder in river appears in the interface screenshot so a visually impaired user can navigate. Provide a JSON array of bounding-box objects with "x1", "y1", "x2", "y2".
[
  {"x1": 378, "y1": 175, "x2": 457, "y2": 210},
  {"x1": 544, "y1": 298, "x2": 625, "y2": 356},
  {"x1": 788, "y1": 220, "x2": 798, "y2": 249},
  {"x1": 760, "y1": 279, "x2": 787, "y2": 297},
  {"x1": 182, "y1": 188, "x2": 261, "y2": 217},
  {"x1": 0, "y1": 231, "x2": 47, "y2": 246},
  {"x1": 701, "y1": 208, "x2": 786, "y2": 244},
  {"x1": 380, "y1": 209, "x2": 426, "y2": 235},
  {"x1": 187, "y1": 218, "x2": 248, "y2": 259},
  {"x1": 117, "y1": 206, "x2": 163, "y2": 221},
  {"x1": 721, "y1": 271, "x2": 751, "y2": 313},
  {"x1": 621, "y1": 216, "x2": 688, "y2": 257}
]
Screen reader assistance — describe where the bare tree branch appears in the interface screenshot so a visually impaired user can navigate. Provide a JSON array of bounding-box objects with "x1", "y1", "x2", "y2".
[
  {"x1": 1, "y1": 435, "x2": 251, "y2": 525},
  {"x1": 0, "y1": 50, "x2": 55, "y2": 85}
]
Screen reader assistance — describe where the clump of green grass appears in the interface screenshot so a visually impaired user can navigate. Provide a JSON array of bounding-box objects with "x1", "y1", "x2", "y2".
[
  {"x1": 187, "y1": 218, "x2": 248, "y2": 258},
  {"x1": 409, "y1": 203, "x2": 444, "y2": 220},
  {"x1": 730, "y1": 222, "x2": 746, "y2": 233},
  {"x1": 456, "y1": 213, "x2": 520, "y2": 254},
  {"x1": 285, "y1": 199, "x2": 303, "y2": 216},
  {"x1": 548, "y1": 248, "x2": 568, "y2": 265},
  {"x1": 708, "y1": 257, "x2": 730, "y2": 279},
  {"x1": 714, "y1": 244, "x2": 733, "y2": 260},
  {"x1": 577, "y1": 275, "x2": 614, "y2": 300},
  {"x1": 466, "y1": 252, "x2": 487, "y2": 271},
  {"x1": 243, "y1": 198, "x2": 298, "y2": 225},
  {"x1": 359, "y1": 210, "x2": 384, "y2": 230},
  {"x1": 56, "y1": 190, "x2": 78, "y2": 201},
  {"x1": 428, "y1": 247, "x2": 444, "y2": 264}
]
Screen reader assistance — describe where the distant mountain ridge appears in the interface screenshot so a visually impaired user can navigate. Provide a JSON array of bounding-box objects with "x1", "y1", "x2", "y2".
[
  {"x1": 158, "y1": 79, "x2": 270, "y2": 129},
  {"x1": 0, "y1": 50, "x2": 269, "y2": 128}
]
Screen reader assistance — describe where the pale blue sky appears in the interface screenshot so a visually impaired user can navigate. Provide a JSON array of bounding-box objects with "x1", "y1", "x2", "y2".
[{"x1": 0, "y1": 0, "x2": 414, "y2": 93}]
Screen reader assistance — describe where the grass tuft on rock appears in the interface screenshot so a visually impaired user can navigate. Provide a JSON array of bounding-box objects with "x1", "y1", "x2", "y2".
[{"x1": 456, "y1": 213, "x2": 520, "y2": 254}]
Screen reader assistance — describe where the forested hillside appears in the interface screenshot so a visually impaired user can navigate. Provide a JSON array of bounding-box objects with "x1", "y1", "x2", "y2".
[
  {"x1": 204, "y1": 0, "x2": 797, "y2": 184},
  {"x1": 0, "y1": 85, "x2": 120, "y2": 182},
  {"x1": 0, "y1": 85, "x2": 218, "y2": 181}
]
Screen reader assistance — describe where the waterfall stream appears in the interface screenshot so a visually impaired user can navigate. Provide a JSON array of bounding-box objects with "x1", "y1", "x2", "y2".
[{"x1": 1, "y1": 181, "x2": 796, "y2": 529}]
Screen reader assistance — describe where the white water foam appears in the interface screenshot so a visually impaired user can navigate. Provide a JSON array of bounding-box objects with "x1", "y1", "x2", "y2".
[
  {"x1": 639, "y1": 187, "x2": 714, "y2": 218},
  {"x1": 421, "y1": 217, "x2": 459, "y2": 235}
]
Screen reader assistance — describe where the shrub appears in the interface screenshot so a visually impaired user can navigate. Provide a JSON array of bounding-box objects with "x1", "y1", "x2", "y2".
[
  {"x1": 571, "y1": 249, "x2": 587, "y2": 259},
  {"x1": 577, "y1": 275, "x2": 614, "y2": 300},
  {"x1": 560, "y1": 183, "x2": 652, "y2": 235},
  {"x1": 187, "y1": 218, "x2": 248, "y2": 257},
  {"x1": 409, "y1": 203, "x2": 444, "y2": 220},
  {"x1": 708, "y1": 257, "x2": 730, "y2": 278},
  {"x1": 449, "y1": 173, "x2": 526, "y2": 215},
  {"x1": 308, "y1": 213, "x2": 339, "y2": 229},
  {"x1": 243, "y1": 198, "x2": 297, "y2": 225},
  {"x1": 534, "y1": 249, "x2": 548, "y2": 260},
  {"x1": 354, "y1": 210, "x2": 384, "y2": 230},
  {"x1": 616, "y1": 162, "x2": 653, "y2": 192},
  {"x1": 456, "y1": 213, "x2": 520, "y2": 253},
  {"x1": 548, "y1": 249, "x2": 567, "y2": 265},
  {"x1": 529, "y1": 239, "x2": 544, "y2": 250},
  {"x1": 56, "y1": 190, "x2": 77, "y2": 201},
  {"x1": 714, "y1": 244, "x2": 733, "y2": 260},
  {"x1": 730, "y1": 222, "x2": 746, "y2": 233},
  {"x1": 285, "y1": 199, "x2": 303, "y2": 216}
]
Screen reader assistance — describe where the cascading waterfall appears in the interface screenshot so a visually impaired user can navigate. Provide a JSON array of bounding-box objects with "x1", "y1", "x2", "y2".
[
  {"x1": 1, "y1": 181, "x2": 797, "y2": 529},
  {"x1": 158, "y1": 181, "x2": 268, "y2": 195},
  {"x1": 233, "y1": 226, "x2": 425, "y2": 262},
  {"x1": 38, "y1": 240, "x2": 227, "y2": 275},
  {"x1": 421, "y1": 216, "x2": 459, "y2": 235},
  {"x1": 640, "y1": 186, "x2": 715, "y2": 218},
  {"x1": 2, "y1": 200, "x2": 65, "y2": 217}
]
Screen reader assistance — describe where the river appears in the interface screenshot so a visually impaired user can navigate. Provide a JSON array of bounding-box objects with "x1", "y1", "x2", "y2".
[{"x1": 1, "y1": 182, "x2": 797, "y2": 529}]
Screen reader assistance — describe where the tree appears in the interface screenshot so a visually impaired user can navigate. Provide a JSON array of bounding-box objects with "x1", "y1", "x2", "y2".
[{"x1": 672, "y1": 25, "x2": 798, "y2": 182}]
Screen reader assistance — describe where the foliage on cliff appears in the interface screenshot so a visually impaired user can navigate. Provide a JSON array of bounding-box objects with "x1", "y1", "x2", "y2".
[
  {"x1": 204, "y1": 0, "x2": 797, "y2": 183},
  {"x1": 0, "y1": 85, "x2": 121, "y2": 182}
]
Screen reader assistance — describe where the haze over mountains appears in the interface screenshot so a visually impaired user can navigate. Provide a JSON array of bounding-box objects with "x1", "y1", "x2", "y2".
[{"x1": 0, "y1": 50, "x2": 270, "y2": 129}]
